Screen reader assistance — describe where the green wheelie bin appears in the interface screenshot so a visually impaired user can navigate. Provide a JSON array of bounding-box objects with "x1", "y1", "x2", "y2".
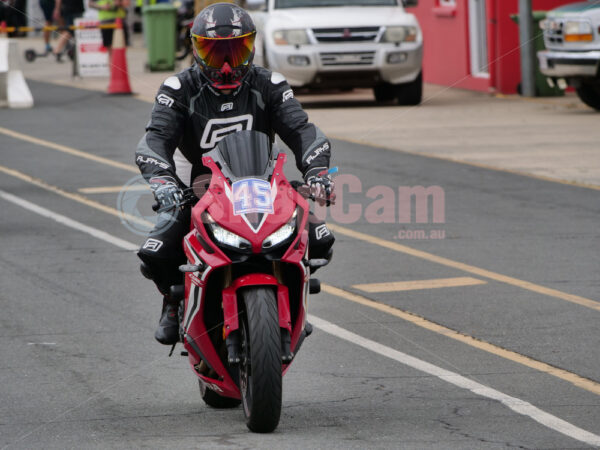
[
  {"x1": 511, "y1": 11, "x2": 563, "y2": 97},
  {"x1": 143, "y1": 3, "x2": 177, "y2": 71}
]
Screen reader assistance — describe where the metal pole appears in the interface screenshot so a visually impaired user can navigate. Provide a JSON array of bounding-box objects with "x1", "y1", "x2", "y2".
[{"x1": 518, "y1": 0, "x2": 536, "y2": 97}]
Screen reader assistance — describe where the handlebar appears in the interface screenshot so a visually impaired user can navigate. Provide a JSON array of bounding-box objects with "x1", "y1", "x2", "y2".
[
  {"x1": 152, "y1": 170, "x2": 337, "y2": 214},
  {"x1": 152, "y1": 187, "x2": 197, "y2": 213},
  {"x1": 295, "y1": 183, "x2": 336, "y2": 206}
]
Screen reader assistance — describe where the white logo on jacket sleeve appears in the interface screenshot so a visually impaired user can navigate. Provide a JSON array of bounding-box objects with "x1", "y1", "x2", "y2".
[
  {"x1": 164, "y1": 76, "x2": 181, "y2": 90},
  {"x1": 156, "y1": 93, "x2": 174, "y2": 108},
  {"x1": 200, "y1": 115, "x2": 253, "y2": 149},
  {"x1": 143, "y1": 238, "x2": 163, "y2": 252},
  {"x1": 136, "y1": 155, "x2": 170, "y2": 170},
  {"x1": 282, "y1": 89, "x2": 294, "y2": 102},
  {"x1": 305, "y1": 142, "x2": 330, "y2": 165}
]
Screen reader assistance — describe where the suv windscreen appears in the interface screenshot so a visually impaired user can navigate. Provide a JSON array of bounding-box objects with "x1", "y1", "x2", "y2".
[{"x1": 275, "y1": 0, "x2": 397, "y2": 8}]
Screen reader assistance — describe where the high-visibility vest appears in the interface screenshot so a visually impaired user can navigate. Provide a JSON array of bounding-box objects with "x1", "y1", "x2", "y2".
[
  {"x1": 136, "y1": 0, "x2": 157, "y2": 9},
  {"x1": 97, "y1": 0, "x2": 128, "y2": 21}
]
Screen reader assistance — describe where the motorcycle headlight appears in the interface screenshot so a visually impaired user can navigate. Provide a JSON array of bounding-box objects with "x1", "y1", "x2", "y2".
[
  {"x1": 273, "y1": 29, "x2": 310, "y2": 46},
  {"x1": 204, "y1": 213, "x2": 251, "y2": 250},
  {"x1": 262, "y1": 210, "x2": 297, "y2": 249},
  {"x1": 382, "y1": 26, "x2": 418, "y2": 43}
]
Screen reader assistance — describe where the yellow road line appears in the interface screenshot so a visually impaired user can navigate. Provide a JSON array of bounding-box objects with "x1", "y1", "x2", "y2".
[
  {"x1": 328, "y1": 224, "x2": 600, "y2": 312},
  {"x1": 79, "y1": 185, "x2": 149, "y2": 194},
  {"x1": 322, "y1": 284, "x2": 600, "y2": 396},
  {"x1": 0, "y1": 165, "x2": 152, "y2": 228},
  {"x1": 327, "y1": 134, "x2": 600, "y2": 191},
  {"x1": 354, "y1": 277, "x2": 487, "y2": 293},
  {"x1": 4, "y1": 160, "x2": 598, "y2": 396},
  {"x1": 0, "y1": 127, "x2": 138, "y2": 174}
]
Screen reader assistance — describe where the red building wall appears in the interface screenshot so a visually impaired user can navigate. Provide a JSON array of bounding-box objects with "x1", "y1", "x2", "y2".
[{"x1": 411, "y1": 0, "x2": 580, "y2": 94}]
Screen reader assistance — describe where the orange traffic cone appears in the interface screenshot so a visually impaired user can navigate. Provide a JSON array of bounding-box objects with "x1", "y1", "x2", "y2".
[{"x1": 107, "y1": 18, "x2": 132, "y2": 95}]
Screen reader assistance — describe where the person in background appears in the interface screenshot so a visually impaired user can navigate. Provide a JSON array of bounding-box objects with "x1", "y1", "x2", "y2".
[
  {"x1": 52, "y1": 0, "x2": 84, "y2": 61},
  {"x1": 0, "y1": 0, "x2": 27, "y2": 37},
  {"x1": 89, "y1": 0, "x2": 129, "y2": 64},
  {"x1": 39, "y1": 0, "x2": 55, "y2": 53}
]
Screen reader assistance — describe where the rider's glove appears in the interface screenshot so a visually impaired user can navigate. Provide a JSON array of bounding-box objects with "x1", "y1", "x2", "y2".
[
  {"x1": 150, "y1": 178, "x2": 184, "y2": 212},
  {"x1": 304, "y1": 169, "x2": 335, "y2": 206}
]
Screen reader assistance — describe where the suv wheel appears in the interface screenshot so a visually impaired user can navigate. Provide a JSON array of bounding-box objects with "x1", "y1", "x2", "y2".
[
  {"x1": 373, "y1": 83, "x2": 395, "y2": 102},
  {"x1": 395, "y1": 71, "x2": 423, "y2": 106},
  {"x1": 576, "y1": 80, "x2": 600, "y2": 111}
]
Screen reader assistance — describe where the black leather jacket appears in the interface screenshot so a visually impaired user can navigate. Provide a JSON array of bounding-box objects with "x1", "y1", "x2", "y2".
[{"x1": 136, "y1": 64, "x2": 331, "y2": 187}]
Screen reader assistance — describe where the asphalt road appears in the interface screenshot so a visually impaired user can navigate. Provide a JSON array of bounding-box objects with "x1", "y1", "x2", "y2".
[{"x1": 0, "y1": 81, "x2": 599, "y2": 449}]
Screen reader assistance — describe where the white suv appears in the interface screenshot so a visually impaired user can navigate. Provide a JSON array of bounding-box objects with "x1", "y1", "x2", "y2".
[
  {"x1": 537, "y1": 1, "x2": 600, "y2": 110},
  {"x1": 251, "y1": 0, "x2": 423, "y2": 105}
]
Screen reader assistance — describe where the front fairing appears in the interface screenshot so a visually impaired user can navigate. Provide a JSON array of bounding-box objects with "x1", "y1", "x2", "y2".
[{"x1": 191, "y1": 130, "x2": 309, "y2": 257}]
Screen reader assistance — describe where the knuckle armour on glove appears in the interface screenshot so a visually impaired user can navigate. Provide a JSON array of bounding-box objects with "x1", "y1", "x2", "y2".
[
  {"x1": 150, "y1": 178, "x2": 183, "y2": 210},
  {"x1": 305, "y1": 173, "x2": 335, "y2": 205}
]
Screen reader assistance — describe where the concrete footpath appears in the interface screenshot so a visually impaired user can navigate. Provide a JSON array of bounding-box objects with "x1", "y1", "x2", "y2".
[{"x1": 16, "y1": 35, "x2": 600, "y2": 188}]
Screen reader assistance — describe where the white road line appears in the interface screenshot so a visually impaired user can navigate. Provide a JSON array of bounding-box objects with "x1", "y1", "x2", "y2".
[
  {"x1": 308, "y1": 315, "x2": 600, "y2": 447},
  {"x1": 2, "y1": 189, "x2": 599, "y2": 447},
  {"x1": 0, "y1": 190, "x2": 138, "y2": 252}
]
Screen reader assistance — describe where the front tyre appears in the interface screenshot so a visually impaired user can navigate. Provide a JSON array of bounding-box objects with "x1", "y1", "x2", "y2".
[
  {"x1": 576, "y1": 80, "x2": 600, "y2": 111},
  {"x1": 239, "y1": 287, "x2": 282, "y2": 433}
]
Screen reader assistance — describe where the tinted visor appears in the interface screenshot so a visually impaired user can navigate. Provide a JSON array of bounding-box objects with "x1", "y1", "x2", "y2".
[{"x1": 191, "y1": 31, "x2": 256, "y2": 69}]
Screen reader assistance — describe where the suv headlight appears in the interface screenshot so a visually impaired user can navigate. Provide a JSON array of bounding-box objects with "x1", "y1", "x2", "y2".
[
  {"x1": 273, "y1": 29, "x2": 310, "y2": 46},
  {"x1": 564, "y1": 21, "x2": 593, "y2": 42},
  {"x1": 382, "y1": 26, "x2": 418, "y2": 43},
  {"x1": 262, "y1": 210, "x2": 297, "y2": 249},
  {"x1": 204, "y1": 212, "x2": 251, "y2": 250}
]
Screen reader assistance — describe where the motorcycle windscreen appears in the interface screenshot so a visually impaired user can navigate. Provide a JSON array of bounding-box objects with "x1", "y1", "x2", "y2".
[
  {"x1": 215, "y1": 130, "x2": 272, "y2": 179},
  {"x1": 215, "y1": 131, "x2": 275, "y2": 230}
]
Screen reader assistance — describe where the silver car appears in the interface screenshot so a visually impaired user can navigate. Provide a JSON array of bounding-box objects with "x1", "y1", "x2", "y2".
[{"x1": 252, "y1": 0, "x2": 423, "y2": 104}]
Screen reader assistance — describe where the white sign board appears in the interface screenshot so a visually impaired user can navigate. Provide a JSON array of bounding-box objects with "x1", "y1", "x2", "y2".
[{"x1": 75, "y1": 19, "x2": 109, "y2": 77}]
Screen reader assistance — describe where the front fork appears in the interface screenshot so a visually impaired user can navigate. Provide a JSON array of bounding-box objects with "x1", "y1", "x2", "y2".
[{"x1": 222, "y1": 267, "x2": 294, "y2": 365}]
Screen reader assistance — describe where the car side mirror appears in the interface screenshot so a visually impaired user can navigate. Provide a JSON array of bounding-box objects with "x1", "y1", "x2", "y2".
[
  {"x1": 402, "y1": 0, "x2": 419, "y2": 7},
  {"x1": 245, "y1": 0, "x2": 267, "y2": 11}
]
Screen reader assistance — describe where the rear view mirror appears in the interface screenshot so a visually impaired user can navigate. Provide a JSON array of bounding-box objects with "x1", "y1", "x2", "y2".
[{"x1": 245, "y1": 0, "x2": 267, "y2": 10}]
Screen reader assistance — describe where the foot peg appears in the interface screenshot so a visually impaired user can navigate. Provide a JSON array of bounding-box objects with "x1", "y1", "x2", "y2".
[
  {"x1": 304, "y1": 322, "x2": 313, "y2": 337},
  {"x1": 309, "y1": 278, "x2": 321, "y2": 294}
]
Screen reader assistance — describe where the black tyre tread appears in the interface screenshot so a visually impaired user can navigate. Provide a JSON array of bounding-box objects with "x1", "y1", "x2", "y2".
[
  {"x1": 576, "y1": 82, "x2": 600, "y2": 111},
  {"x1": 243, "y1": 287, "x2": 282, "y2": 433},
  {"x1": 199, "y1": 379, "x2": 241, "y2": 408},
  {"x1": 396, "y1": 71, "x2": 423, "y2": 106},
  {"x1": 373, "y1": 84, "x2": 395, "y2": 102}
]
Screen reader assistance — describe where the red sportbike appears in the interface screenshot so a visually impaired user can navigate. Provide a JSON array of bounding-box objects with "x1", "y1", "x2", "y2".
[{"x1": 170, "y1": 131, "x2": 332, "y2": 433}]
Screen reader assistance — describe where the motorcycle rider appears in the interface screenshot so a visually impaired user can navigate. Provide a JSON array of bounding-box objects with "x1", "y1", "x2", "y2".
[{"x1": 136, "y1": 2, "x2": 335, "y2": 345}]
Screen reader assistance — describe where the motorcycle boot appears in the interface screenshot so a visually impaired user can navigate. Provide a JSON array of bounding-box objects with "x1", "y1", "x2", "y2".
[{"x1": 155, "y1": 297, "x2": 180, "y2": 345}]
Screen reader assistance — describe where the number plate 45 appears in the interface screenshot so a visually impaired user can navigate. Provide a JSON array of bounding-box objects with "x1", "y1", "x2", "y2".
[{"x1": 232, "y1": 179, "x2": 274, "y2": 216}]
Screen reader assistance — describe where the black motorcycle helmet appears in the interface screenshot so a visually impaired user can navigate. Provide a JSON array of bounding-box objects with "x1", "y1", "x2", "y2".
[{"x1": 190, "y1": 3, "x2": 257, "y2": 91}]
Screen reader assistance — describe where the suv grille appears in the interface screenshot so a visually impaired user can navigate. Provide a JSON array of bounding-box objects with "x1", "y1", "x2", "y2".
[
  {"x1": 312, "y1": 27, "x2": 380, "y2": 43},
  {"x1": 320, "y1": 51, "x2": 376, "y2": 66}
]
